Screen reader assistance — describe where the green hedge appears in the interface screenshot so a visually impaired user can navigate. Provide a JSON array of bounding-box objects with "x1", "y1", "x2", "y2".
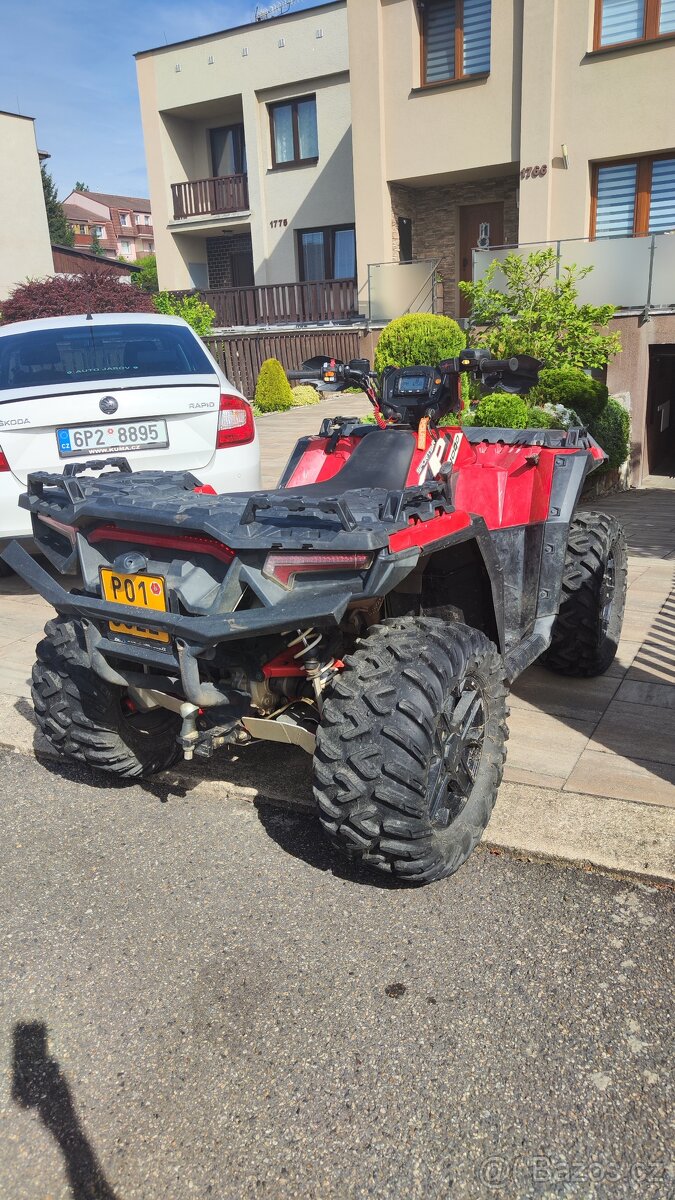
[
  {"x1": 374, "y1": 313, "x2": 464, "y2": 374},
  {"x1": 587, "y1": 397, "x2": 630, "y2": 471},
  {"x1": 153, "y1": 291, "x2": 215, "y2": 335},
  {"x1": 528, "y1": 366, "x2": 608, "y2": 422},
  {"x1": 290, "y1": 384, "x2": 321, "y2": 406}
]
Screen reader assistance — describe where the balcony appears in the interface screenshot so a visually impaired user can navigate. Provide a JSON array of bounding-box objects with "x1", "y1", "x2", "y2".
[
  {"x1": 195, "y1": 279, "x2": 359, "y2": 327},
  {"x1": 171, "y1": 174, "x2": 249, "y2": 221},
  {"x1": 472, "y1": 233, "x2": 675, "y2": 310}
]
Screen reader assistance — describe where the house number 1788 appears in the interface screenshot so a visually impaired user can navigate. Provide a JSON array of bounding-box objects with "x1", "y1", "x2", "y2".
[{"x1": 520, "y1": 165, "x2": 548, "y2": 180}]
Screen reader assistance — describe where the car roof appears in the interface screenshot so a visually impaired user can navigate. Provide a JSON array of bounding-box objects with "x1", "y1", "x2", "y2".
[{"x1": 0, "y1": 313, "x2": 191, "y2": 337}]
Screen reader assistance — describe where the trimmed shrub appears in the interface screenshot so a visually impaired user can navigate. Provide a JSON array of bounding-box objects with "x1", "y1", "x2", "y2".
[
  {"x1": 374, "y1": 313, "x2": 464, "y2": 374},
  {"x1": 588, "y1": 397, "x2": 630, "y2": 471},
  {"x1": 290, "y1": 384, "x2": 321, "y2": 406},
  {"x1": 153, "y1": 291, "x2": 215, "y2": 335},
  {"x1": 0, "y1": 273, "x2": 155, "y2": 324},
  {"x1": 254, "y1": 358, "x2": 294, "y2": 412},
  {"x1": 524, "y1": 406, "x2": 560, "y2": 429},
  {"x1": 528, "y1": 366, "x2": 609, "y2": 422},
  {"x1": 473, "y1": 393, "x2": 531, "y2": 429}
]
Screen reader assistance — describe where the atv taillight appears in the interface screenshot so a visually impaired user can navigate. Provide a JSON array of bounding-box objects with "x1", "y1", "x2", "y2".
[
  {"x1": 263, "y1": 551, "x2": 372, "y2": 589},
  {"x1": 0, "y1": 446, "x2": 9, "y2": 472},
  {"x1": 216, "y1": 394, "x2": 255, "y2": 449}
]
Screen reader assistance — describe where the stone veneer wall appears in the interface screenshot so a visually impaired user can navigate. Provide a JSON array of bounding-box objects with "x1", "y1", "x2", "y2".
[
  {"x1": 390, "y1": 176, "x2": 519, "y2": 317},
  {"x1": 206, "y1": 233, "x2": 254, "y2": 289}
]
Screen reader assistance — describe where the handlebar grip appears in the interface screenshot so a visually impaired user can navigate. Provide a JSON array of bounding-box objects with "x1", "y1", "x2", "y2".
[
  {"x1": 481, "y1": 357, "x2": 520, "y2": 373},
  {"x1": 286, "y1": 369, "x2": 322, "y2": 381}
]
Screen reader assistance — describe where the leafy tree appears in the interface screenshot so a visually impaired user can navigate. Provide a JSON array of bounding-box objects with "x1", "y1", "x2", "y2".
[
  {"x1": 131, "y1": 253, "x2": 159, "y2": 293},
  {"x1": 153, "y1": 290, "x2": 215, "y2": 335},
  {"x1": 41, "y1": 163, "x2": 73, "y2": 245},
  {"x1": 74, "y1": 180, "x2": 88, "y2": 192},
  {"x1": 90, "y1": 228, "x2": 106, "y2": 257},
  {"x1": 0, "y1": 273, "x2": 155, "y2": 324},
  {"x1": 459, "y1": 248, "x2": 621, "y2": 369}
]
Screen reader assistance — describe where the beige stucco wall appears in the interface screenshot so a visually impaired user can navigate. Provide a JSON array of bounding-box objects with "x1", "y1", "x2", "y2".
[
  {"x1": 347, "y1": 0, "x2": 523, "y2": 295},
  {"x1": 136, "y1": 1, "x2": 355, "y2": 291},
  {"x1": 519, "y1": 0, "x2": 675, "y2": 243},
  {"x1": 0, "y1": 112, "x2": 53, "y2": 301},
  {"x1": 348, "y1": 0, "x2": 675, "y2": 285}
]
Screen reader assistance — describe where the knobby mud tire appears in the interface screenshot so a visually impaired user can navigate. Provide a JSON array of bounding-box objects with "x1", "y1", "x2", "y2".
[
  {"x1": 32, "y1": 617, "x2": 180, "y2": 778},
  {"x1": 541, "y1": 510, "x2": 627, "y2": 678},
  {"x1": 313, "y1": 617, "x2": 508, "y2": 884}
]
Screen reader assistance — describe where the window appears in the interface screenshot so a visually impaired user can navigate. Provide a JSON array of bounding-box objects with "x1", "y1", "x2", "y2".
[
  {"x1": 594, "y1": 0, "x2": 675, "y2": 48},
  {"x1": 269, "y1": 95, "x2": 318, "y2": 167},
  {"x1": 77, "y1": 224, "x2": 88, "y2": 235},
  {"x1": 421, "y1": 0, "x2": 491, "y2": 85},
  {"x1": 120, "y1": 240, "x2": 131, "y2": 254},
  {"x1": 93, "y1": 226, "x2": 104, "y2": 238},
  {"x1": 297, "y1": 225, "x2": 356, "y2": 280},
  {"x1": 119, "y1": 212, "x2": 129, "y2": 226},
  {"x1": 592, "y1": 155, "x2": 675, "y2": 237},
  {"x1": 0, "y1": 324, "x2": 215, "y2": 391},
  {"x1": 210, "y1": 123, "x2": 247, "y2": 176}
]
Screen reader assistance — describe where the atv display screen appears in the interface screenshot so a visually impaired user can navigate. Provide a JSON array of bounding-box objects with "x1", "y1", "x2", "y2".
[{"x1": 397, "y1": 374, "x2": 429, "y2": 394}]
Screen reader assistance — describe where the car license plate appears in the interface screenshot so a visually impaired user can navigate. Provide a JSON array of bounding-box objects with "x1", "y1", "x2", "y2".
[
  {"x1": 57, "y1": 418, "x2": 169, "y2": 457},
  {"x1": 99, "y1": 568, "x2": 170, "y2": 644}
]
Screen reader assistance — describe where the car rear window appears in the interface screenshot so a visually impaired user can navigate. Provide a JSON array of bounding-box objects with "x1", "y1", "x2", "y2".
[{"x1": 0, "y1": 323, "x2": 216, "y2": 391}]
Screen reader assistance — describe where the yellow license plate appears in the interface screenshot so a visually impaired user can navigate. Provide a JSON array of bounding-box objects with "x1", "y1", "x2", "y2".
[{"x1": 99, "y1": 568, "x2": 170, "y2": 644}]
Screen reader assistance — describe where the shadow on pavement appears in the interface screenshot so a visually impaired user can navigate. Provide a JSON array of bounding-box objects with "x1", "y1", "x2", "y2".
[
  {"x1": 254, "y1": 800, "x2": 416, "y2": 889},
  {"x1": 11, "y1": 1022, "x2": 118, "y2": 1200}
]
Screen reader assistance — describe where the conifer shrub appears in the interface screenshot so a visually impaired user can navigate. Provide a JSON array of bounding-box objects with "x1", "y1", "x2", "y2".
[{"x1": 254, "y1": 358, "x2": 294, "y2": 412}]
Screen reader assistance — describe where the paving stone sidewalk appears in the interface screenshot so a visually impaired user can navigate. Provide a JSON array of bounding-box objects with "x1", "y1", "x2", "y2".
[{"x1": 1, "y1": 398, "x2": 673, "y2": 878}]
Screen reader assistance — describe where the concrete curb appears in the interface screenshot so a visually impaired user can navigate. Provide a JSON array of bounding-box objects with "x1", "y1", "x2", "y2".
[{"x1": 2, "y1": 692, "x2": 673, "y2": 886}]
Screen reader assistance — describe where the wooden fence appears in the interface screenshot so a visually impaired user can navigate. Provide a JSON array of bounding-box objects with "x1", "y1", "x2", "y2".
[{"x1": 203, "y1": 329, "x2": 368, "y2": 399}]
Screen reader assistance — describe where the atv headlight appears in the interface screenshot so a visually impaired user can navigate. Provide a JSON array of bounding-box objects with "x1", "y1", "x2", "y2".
[{"x1": 262, "y1": 551, "x2": 372, "y2": 590}]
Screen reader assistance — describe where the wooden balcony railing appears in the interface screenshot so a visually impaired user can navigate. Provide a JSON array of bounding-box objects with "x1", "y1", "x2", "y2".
[
  {"x1": 171, "y1": 174, "x2": 249, "y2": 220},
  {"x1": 196, "y1": 279, "x2": 359, "y2": 327}
]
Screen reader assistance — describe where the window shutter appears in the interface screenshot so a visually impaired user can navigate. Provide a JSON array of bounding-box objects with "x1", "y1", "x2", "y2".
[
  {"x1": 425, "y1": 0, "x2": 456, "y2": 83},
  {"x1": 649, "y1": 158, "x2": 675, "y2": 233},
  {"x1": 659, "y1": 0, "x2": 675, "y2": 33},
  {"x1": 599, "y1": 0, "x2": 645, "y2": 45},
  {"x1": 463, "y1": 0, "x2": 491, "y2": 74},
  {"x1": 595, "y1": 162, "x2": 638, "y2": 237}
]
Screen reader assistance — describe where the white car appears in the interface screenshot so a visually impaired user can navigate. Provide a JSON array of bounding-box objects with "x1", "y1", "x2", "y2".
[{"x1": 0, "y1": 312, "x2": 260, "y2": 565}]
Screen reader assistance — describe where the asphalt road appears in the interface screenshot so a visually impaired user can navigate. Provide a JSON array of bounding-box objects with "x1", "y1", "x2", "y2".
[{"x1": 0, "y1": 748, "x2": 673, "y2": 1200}]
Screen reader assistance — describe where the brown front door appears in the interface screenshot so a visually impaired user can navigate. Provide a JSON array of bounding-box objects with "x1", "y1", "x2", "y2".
[{"x1": 459, "y1": 202, "x2": 504, "y2": 317}]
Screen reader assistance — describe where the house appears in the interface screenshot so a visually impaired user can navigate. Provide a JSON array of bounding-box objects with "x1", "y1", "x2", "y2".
[
  {"x1": 0, "y1": 110, "x2": 53, "y2": 300},
  {"x1": 134, "y1": 0, "x2": 357, "y2": 324},
  {"x1": 63, "y1": 190, "x2": 155, "y2": 262},
  {"x1": 346, "y1": 0, "x2": 675, "y2": 481}
]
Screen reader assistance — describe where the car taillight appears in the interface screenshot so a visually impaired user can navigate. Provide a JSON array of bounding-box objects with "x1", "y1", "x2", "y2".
[
  {"x1": 216, "y1": 394, "x2": 255, "y2": 449},
  {"x1": 263, "y1": 551, "x2": 372, "y2": 589},
  {"x1": 0, "y1": 446, "x2": 9, "y2": 472}
]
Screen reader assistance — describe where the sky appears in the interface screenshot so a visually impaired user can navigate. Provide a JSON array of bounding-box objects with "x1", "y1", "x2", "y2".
[{"x1": 0, "y1": 0, "x2": 326, "y2": 201}]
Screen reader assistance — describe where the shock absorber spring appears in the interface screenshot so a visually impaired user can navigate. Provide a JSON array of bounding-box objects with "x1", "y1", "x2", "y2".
[{"x1": 287, "y1": 628, "x2": 335, "y2": 712}]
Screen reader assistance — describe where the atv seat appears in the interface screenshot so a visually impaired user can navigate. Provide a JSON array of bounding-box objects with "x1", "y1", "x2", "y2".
[{"x1": 287, "y1": 427, "x2": 415, "y2": 496}]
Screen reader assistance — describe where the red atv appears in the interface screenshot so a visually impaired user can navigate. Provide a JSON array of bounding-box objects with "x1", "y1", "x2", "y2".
[{"x1": 2, "y1": 350, "x2": 627, "y2": 883}]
